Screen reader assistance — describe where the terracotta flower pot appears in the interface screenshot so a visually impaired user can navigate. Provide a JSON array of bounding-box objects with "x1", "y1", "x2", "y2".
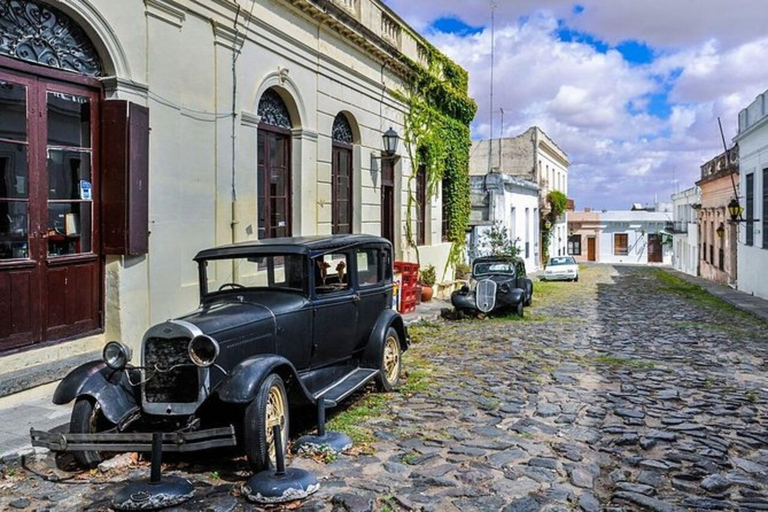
[{"x1": 421, "y1": 285, "x2": 433, "y2": 302}]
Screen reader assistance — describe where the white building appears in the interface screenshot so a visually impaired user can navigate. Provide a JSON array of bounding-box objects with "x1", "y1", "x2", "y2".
[
  {"x1": 469, "y1": 127, "x2": 569, "y2": 264},
  {"x1": 468, "y1": 173, "x2": 540, "y2": 272},
  {"x1": 735, "y1": 89, "x2": 768, "y2": 300},
  {"x1": 597, "y1": 210, "x2": 673, "y2": 265},
  {"x1": 670, "y1": 186, "x2": 701, "y2": 276},
  {"x1": 0, "y1": 0, "x2": 469, "y2": 389}
]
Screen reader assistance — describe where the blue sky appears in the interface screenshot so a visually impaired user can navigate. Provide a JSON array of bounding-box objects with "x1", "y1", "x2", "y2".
[{"x1": 384, "y1": 0, "x2": 768, "y2": 210}]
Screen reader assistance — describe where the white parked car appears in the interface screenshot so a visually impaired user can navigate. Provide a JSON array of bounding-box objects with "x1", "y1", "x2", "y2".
[{"x1": 541, "y1": 256, "x2": 579, "y2": 282}]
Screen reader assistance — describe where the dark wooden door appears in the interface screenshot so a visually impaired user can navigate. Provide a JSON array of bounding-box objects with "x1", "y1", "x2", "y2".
[
  {"x1": 332, "y1": 145, "x2": 352, "y2": 234},
  {"x1": 381, "y1": 160, "x2": 395, "y2": 245},
  {"x1": 648, "y1": 234, "x2": 662, "y2": 263},
  {"x1": 257, "y1": 127, "x2": 291, "y2": 239},
  {"x1": 587, "y1": 237, "x2": 596, "y2": 262},
  {"x1": 0, "y1": 69, "x2": 101, "y2": 351}
]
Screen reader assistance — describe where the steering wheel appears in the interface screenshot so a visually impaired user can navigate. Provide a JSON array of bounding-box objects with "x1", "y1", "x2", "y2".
[{"x1": 218, "y1": 282, "x2": 246, "y2": 291}]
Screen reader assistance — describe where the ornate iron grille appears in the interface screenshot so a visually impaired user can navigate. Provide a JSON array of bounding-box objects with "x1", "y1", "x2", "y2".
[
  {"x1": 476, "y1": 280, "x2": 497, "y2": 313},
  {"x1": 332, "y1": 113, "x2": 353, "y2": 144},
  {"x1": 257, "y1": 88, "x2": 292, "y2": 129},
  {"x1": 0, "y1": 0, "x2": 102, "y2": 77},
  {"x1": 143, "y1": 337, "x2": 199, "y2": 403}
]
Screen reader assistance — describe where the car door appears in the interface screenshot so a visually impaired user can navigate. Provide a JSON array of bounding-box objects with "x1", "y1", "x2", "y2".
[
  {"x1": 354, "y1": 246, "x2": 390, "y2": 352},
  {"x1": 310, "y1": 251, "x2": 358, "y2": 367}
]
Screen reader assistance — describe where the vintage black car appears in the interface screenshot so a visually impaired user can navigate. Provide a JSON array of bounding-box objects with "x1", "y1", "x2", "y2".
[
  {"x1": 450, "y1": 256, "x2": 533, "y2": 316},
  {"x1": 31, "y1": 235, "x2": 408, "y2": 471}
]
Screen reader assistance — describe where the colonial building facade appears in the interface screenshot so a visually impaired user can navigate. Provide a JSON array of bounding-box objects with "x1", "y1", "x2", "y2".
[
  {"x1": 469, "y1": 127, "x2": 570, "y2": 264},
  {"x1": 0, "y1": 0, "x2": 467, "y2": 390},
  {"x1": 670, "y1": 186, "x2": 701, "y2": 277},
  {"x1": 735, "y1": 89, "x2": 768, "y2": 300},
  {"x1": 696, "y1": 148, "x2": 739, "y2": 287}
]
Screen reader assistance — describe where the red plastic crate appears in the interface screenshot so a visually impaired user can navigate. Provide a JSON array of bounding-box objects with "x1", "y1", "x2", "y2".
[
  {"x1": 401, "y1": 288, "x2": 418, "y2": 303},
  {"x1": 399, "y1": 298, "x2": 417, "y2": 314},
  {"x1": 401, "y1": 275, "x2": 418, "y2": 288},
  {"x1": 394, "y1": 261, "x2": 420, "y2": 277}
]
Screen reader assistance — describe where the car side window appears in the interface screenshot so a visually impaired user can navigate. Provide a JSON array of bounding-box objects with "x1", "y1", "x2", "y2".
[
  {"x1": 516, "y1": 262, "x2": 526, "y2": 277},
  {"x1": 314, "y1": 253, "x2": 350, "y2": 294},
  {"x1": 356, "y1": 248, "x2": 382, "y2": 287}
]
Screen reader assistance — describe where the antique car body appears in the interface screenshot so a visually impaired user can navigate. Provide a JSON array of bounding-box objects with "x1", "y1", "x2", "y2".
[
  {"x1": 540, "y1": 256, "x2": 580, "y2": 282},
  {"x1": 451, "y1": 256, "x2": 533, "y2": 316},
  {"x1": 31, "y1": 235, "x2": 408, "y2": 471}
]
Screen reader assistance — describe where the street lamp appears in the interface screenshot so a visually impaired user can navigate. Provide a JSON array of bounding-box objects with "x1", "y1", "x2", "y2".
[
  {"x1": 381, "y1": 127, "x2": 399, "y2": 158},
  {"x1": 716, "y1": 222, "x2": 725, "y2": 238},
  {"x1": 727, "y1": 198, "x2": 742, "y2": 222}
]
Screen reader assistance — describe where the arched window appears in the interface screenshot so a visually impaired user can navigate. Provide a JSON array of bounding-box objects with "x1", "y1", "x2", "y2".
[
  {"x1": 331, "y1": 113, "x2": 353, "y2": 234},
  {"x1": 257, "y1": 89, "x2": 292, "y2": 239}
]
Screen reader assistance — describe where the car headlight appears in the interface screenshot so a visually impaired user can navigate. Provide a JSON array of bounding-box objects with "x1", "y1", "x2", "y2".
[
  {"x1": 103, "y1": 341, "x2": 132, "y2": 370},
  {"x1": 188, "y1": 335, "x2": 220, "y2": 367},
  {"x1": 499, "y1": 283, "x2": 510, "y2": 294}
]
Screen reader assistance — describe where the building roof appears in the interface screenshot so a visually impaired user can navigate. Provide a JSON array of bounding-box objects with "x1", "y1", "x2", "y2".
[{"x1": 600, "y1": 211, "x2": 671, "y2": 222}]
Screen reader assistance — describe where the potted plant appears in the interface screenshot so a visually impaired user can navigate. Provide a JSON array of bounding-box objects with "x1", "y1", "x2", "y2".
[{"x1": 419, "y1": 264, "x2": 436, "y2": 302}]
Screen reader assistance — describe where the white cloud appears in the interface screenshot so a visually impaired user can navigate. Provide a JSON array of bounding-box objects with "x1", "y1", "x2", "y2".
[{"x1": 385, "y1": 1, "x2": 768, "y2": 209}]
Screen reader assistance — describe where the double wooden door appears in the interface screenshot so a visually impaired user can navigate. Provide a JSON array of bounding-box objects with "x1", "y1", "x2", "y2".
[
  {"x1": 0, "y1": 68, "x2": 101, "y2": 351},
  {"x1": 381, "y1": 160, "x2": 395, "y2": 245}
]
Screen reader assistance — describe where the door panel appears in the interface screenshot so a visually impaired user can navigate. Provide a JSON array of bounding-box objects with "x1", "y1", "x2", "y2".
[
  {"x1": 0, "y1": 67, "x2": 102, "y2": 352},
  {"x1": 648, "y1": 234, "x2": 662, "y2": 263},
  {"x1": 587, "y1": 237, "x2": 596, "y2": 262}
]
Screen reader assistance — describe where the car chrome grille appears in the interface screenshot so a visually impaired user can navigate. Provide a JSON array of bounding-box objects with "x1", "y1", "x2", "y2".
[
  {"x1": 476, "y1": 279, "x2": 497, "y2": 313},
  {"x1": 143, "y1": 336, "x2": 199, "y2": 403}
]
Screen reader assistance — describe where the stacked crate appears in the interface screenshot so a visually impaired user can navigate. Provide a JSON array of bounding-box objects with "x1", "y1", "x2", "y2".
[{"x1": 394, "y1": 261, "x2": 419, "y2": 314}]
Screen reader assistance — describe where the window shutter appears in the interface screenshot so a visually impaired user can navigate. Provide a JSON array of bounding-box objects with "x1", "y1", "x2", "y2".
[{"x1": 101, "y1": 101, "x2": 149, "y2": 255}]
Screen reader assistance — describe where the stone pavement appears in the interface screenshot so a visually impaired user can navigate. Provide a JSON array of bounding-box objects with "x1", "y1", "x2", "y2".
[{"x1": 1, "y1": 265, "x2": 768, "y2": 511}]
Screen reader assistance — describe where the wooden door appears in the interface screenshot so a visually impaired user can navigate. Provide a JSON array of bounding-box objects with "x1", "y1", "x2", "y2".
[
  {"x1": 648, "y1": 234, "x2": 662, "y2": 263},
  {"x1": 257, "y1": 127, "x2": 291, "y2": 239},
  {"x1": 0, "y1": 69, "x2": 102, "y2": 351},
  {"x1": 332, "y1": 145, "x2": 353, "y2": 234},
  {"x1": 381, "y1": 160, "x2": 395, "y2": 245},
  {"x1": 587, "y1": 237, "x2": 596, "y2": 262}
]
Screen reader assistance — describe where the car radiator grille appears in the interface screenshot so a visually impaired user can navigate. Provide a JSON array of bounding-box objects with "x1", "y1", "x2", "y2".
[
  {"x1": 143, "y1": 337, "x2": 199, "y2": 403},
  {"x1": 476, "y1": 279, "x2": 497, "y2": 313}
]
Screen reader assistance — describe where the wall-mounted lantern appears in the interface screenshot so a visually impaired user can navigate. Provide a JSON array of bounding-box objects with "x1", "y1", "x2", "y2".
[
  {"x1": 716, "y1": 222, "x2": 725, "y2": 238},
  {"x1": 728, "y1": 198, "x2": 743, "y2": 222}
]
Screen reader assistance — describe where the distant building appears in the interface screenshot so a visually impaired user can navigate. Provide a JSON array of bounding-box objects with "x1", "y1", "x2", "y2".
[
  {"x1": 468, "y1": 173, "x2": 540, "y2": 272},
  {"x1": 670, "y1": 186, "x2": 701, "y2": 277},
  {"x1": 469, "y1": 127, "x2": 569, "y2": 264},
  {"x1": 734, "y1": 90, "x2": 768, "y2": 300},
  {"x1": 696, "y1": 148, "x2": 739, "y2": 286},
  {"x1": 567, "y1": 206, "x2": 672, "y2": 265}
]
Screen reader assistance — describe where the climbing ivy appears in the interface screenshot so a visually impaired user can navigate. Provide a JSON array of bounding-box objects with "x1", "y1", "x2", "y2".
[{"x1": 396, "y1": 49, "x2": 476, "y2": 276}]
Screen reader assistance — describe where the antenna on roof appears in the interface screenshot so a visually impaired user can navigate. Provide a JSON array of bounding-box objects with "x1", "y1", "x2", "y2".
[{"x1": 487, "y1": 0, "x2": 496, "y2": 174}]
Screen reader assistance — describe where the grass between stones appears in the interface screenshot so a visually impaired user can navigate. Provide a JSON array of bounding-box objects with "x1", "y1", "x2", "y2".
[{"x1": 652, "y1": 269, "x2": 753, "y2": 319}]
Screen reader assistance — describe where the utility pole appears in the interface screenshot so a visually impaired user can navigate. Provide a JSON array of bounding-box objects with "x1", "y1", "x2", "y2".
[
  {"x1": 487, "y1": 0, "x2": 496, "y2": 173},
  {"x1": 499, "y1": 107, "x2": 504, "y2": 173}
]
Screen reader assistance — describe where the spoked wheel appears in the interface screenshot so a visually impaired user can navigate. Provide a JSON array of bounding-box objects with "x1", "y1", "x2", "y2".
[
  {"x1": 70, "y1": 397, "x2": 116, "y2": 468},
  {"x1": 376, "y1": 327, "x2": 401, "y2": 392},
  {"x1": 244, "y1": 374, "x2": 290, "y2": 472}
]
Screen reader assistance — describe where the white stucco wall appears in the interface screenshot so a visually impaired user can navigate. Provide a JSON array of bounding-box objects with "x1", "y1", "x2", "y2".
[
  {"x1": 671, "y1": 186, "x2": 701, "y2": 276},
  {"x1": 5, "y1": 0, "x2": 462, "y2": 367},
  {"x1": 597, "y1": 212, "x2": 672, "y2": 265},
  {"x1": 735, "y1": 89, "x2": 768, "y2": 300}
]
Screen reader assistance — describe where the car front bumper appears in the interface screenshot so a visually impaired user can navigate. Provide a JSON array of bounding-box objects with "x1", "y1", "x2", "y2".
[
  {"x1": 540, "y1": 271, "x2": 578, "y2": 281},
  {"x1": 30, "y1": 425, "x2": 237, "y2": 453}
]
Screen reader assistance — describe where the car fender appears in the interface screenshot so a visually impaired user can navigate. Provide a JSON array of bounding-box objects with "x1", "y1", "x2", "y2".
[
  {"x1": 523, "y1": 279, "x2": 533, "y2": 299},
  {"x1": 507, "y1": 288, "x2": 525, "y2": 305},
  {"x1": 362, "y1": 309, "x2": 408, "y2": 369},
  {"x1": 451, "y1": 290, "x2": 476, "y2": 311},
  {"x1": 217, "y1": 354, "x2": 313, "y2": 406},
  {"x1": 52, "y1": 361, "x2": 140, "y2": 425}
]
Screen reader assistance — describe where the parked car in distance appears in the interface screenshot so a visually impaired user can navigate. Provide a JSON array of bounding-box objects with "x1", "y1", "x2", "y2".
[
  {"x1": 451, "y1": 256, "x2": 533, "y2": 316},
  {"x1": 31, "y1": 235, "x2": 408, "y2": 472},
  {"x1": 540, "y1": 256, "x2": 579, "y2": 282}
]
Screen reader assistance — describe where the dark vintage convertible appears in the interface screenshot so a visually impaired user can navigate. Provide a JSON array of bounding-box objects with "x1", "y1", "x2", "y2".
[
  {"x1": 451, "y1": 256, "x2": 533, "y2": 316},
  {"x1": 31, "y1": 235, "x2": 408, "y2": 471}
]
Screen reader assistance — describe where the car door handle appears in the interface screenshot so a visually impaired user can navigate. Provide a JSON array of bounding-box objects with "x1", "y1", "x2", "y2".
[{"x1": 352, "y1": 293, "x2": 361, "y2": 303}]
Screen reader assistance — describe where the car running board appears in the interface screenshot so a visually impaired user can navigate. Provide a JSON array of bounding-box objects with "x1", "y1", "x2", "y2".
[{"x1": 314, "y1": 368, "x2": 378, "y2": 404}]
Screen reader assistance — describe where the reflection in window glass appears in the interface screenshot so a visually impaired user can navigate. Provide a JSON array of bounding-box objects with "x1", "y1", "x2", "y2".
[
  {"x1": 47, "y1": 149, "x2": 92, "y2": 200},
  {"x1": 47, "y1": 92, "x2": 91, "y2": 148},
  {"x1": 0, "y1": 81, "x2": 27, "y2": 142},
  {"x1": 0, "y1": 143, "x2": 28, "y2": 199},
  {"x1": 0, "y1": 202, "x2": 29, "y2": 259},
  {"x1": 357, "y1": 249, "x2": 381, "y2": 286},
  {"x1": 47, "y1": 201, "x2": 92, "y2": 256}
]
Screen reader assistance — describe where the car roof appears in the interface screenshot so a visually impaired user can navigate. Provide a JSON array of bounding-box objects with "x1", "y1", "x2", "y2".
[
  {"x1": 472, "y1": 256, "x2": 524, "y2": 264},
  {"x1": 194, "y1": 234, "x2": 392, "y2": 260}
]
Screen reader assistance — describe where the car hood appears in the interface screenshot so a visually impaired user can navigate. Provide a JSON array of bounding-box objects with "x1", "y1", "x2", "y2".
[
  {"x1": 474, "y1": 274, "x2": 516, "y2": 285},
  {"x1": 177, "y1": 301, "x2": 276, "y2": 336}
]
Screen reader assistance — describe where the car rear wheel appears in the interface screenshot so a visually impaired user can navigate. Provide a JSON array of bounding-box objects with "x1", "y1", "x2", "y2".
[
  {"x1": 574, "y1": 275, "x2": 579, "y2": 282},
  {"x1": 244, "y1": 373, "x2": 289, "y2": 472},
  {"x1": 376, "y1": 328, "x2": 401, "y2": 392},
  {"x1": 516, "y1": 301, "x2": 524, "y2": 317},
  {"x1": 70, "y1": 397, "x2": 115, "y2": 468}
]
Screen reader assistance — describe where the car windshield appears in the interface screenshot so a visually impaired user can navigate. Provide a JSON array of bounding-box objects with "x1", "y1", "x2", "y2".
[
  {"x1": 548, "y1": 256, "x2": 576, "y2": 266},
  {"x1": 202, "y1": 253, "x2": 307, "y2": 294},
  {"x1": 473, "y1": 261, "x2": 516, "y2": 276}
]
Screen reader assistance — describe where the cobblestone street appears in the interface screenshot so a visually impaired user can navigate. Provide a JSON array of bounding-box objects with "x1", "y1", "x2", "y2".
[{"x1": 2, "y1": 265, "x2": 768, "y2": 511}]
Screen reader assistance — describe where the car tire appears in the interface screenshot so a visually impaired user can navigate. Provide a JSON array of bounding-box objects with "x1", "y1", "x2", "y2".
[
  {"x1": 244, "y1": 373, "x2": 289, "y2": 472},
  {"x1": 516, "y1": 301, "x2": 524, "y2": 317},
  {"x1": 70, "y1": 397, "x2": 114, "y2": 469},
  {"x1": 524, "y1": 282, "x2": 533, "y2": 307},
  {"x1": 575, "y1": 275, "x2": 579, "y2": 282},
  {"x1": 376, "y1": 327, "x2": 402, "y2": 392}
]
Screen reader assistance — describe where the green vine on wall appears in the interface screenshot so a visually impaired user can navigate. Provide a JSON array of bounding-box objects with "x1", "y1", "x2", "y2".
[
  {"x1": 396, "y1": 50, "x2": 477, "y2": 277},
  {"x1": 541, "y1": 190, "x2": 568, "y2": 263}
]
